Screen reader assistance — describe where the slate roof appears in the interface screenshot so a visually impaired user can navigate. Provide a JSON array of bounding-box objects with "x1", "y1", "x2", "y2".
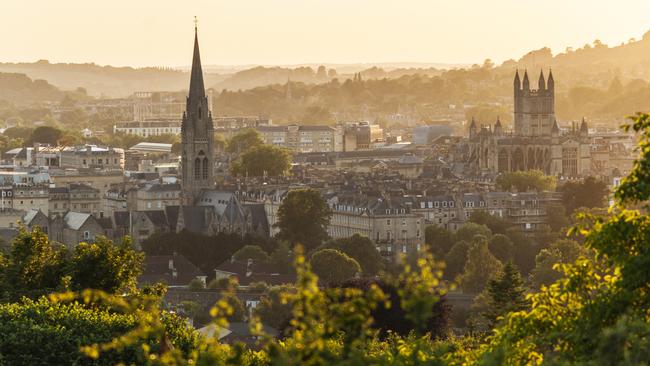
[
  {"x1": 146, "y1": 183, "x2": 181, "y2": 192},
  {"x1": 96, "y1": 217, "x2": 114, "y2": 231},
  {"x1": 22, "y1": 209, "x2": 40, "y2": 225},
  {"x1": 64, "y1": 212, "x2": 92, "y2": 230},
  {"x1": 139, "y1": 254, "x2": 205, "y2": 287},
  {"x1": 181, "y1": 206, "x2": 214, "y2": 233},
  {"x1": 144, "y1": 210, "x2": 169, "y2": 228}
]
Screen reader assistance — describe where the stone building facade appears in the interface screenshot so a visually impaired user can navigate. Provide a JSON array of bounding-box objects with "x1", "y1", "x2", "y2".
[{"x1": 468, "y1": 70, "x2": 593, "y2": 177}]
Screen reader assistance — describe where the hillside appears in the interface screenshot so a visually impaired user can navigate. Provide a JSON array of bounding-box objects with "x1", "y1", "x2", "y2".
[
  {"x1": 0, "y1": 60, "x2": 227, "y2": 97},
  {"x1": 0, "y1": 73, "x2": 64, "y2": 105}
]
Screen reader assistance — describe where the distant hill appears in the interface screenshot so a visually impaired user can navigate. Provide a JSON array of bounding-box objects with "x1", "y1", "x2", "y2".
[
  {"x1": 0, "y1": 60, "x2": 227, "y2": 98},
  {"x1": 0, "y1": 73, "x2": 64, "y2": 105},
  {"x1": 502, "y1": 29, "x2": 650, "y2": 89}
]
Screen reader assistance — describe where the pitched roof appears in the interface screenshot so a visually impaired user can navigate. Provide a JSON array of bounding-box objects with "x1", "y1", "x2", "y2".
[
  {"x1": 139, "y1": 254, "x2": 205, "y2": 287},
  {"x1": 64, "y1": 211, "x2": 92, "y2": 230}
]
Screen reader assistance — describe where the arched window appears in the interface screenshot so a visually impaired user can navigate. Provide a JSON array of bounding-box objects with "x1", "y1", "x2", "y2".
[
  {"x1": 202, "y1": 157, "x2": 209, "y2": 180},
  {"x1": 198, "y1": 107, "x2": 202, "y2": 119},
  {"x1": 194, "y1": 157, "x2": 201, "y2": 179}
]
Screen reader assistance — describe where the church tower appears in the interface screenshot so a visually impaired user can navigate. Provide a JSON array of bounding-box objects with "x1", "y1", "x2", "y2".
[
  {"x1": 514, "y1": 69, "x2": 555, "y2": 137},
  {"x1": 181, "y1": 23, "x2": 215, "y2": 205}
]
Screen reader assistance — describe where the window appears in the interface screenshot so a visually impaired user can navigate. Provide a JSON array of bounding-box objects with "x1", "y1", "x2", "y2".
[
  {"x1": 84, "y1": 231, "x2": 90, "y2": 240},
  {"x1": 202, "y1": 157, "x2": 209, "y2": 179},
  {"x1": 194, "y1": 158, "x2": 201, "y2": 179},
  {"x1": 386, "y1": 231, "x2": 391, "y2": 241},
  {"x1": 386, "y1": 219, "x2": 391, "y2": 225},
  {"x1": 402, "y1": 245, "x2": 407, "y2": 253}
]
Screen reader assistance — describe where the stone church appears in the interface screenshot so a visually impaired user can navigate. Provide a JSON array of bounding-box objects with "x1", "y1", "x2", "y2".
[
  {"x1": 174, "y1": 26, "x2": 254, "y2": 236},
  {"x1": 181, "y1": 25, "x2": 215, "y2": 205},
  {"x1": 468, "y1": 70, "x2": 592, "y2": 178}
]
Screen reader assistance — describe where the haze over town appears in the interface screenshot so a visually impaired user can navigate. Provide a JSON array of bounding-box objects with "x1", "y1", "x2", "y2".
[{"x1": 3, "y1": 0, "x2": 650, "y2": 67}]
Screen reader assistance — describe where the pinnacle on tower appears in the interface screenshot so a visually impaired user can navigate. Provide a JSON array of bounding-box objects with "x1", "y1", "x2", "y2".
[
  {"x1": 514, "y1": 69, "x2": 521, "y2": 89},
  {"x1": 551, "y1": 118, "x2": 560, "y2": 134},
  {"x1": 538, "y1": 70, "x2": 546, "y2": 91},
  {"x1": 522, "y1": 69, "x2": 530, "y2": 91},
  {"x1": 580, "y1": 117, "x2": 589, "y2": 133},
  {"x1": 547, "y1": 68, "x2": 554, "y2": 91}
]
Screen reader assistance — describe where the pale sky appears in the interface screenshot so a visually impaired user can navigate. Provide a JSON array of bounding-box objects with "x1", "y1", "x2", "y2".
[{"x1": 3, "y1": 0, "x2": 650, "y2": 67}]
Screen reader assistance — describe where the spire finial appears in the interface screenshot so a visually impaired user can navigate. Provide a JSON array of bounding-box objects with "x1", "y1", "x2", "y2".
[{"x1": 194, "y1": 16, "x2": 198, "y2": 32}]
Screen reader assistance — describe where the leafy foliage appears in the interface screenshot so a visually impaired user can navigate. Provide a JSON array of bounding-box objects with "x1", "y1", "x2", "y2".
[
  {"x1": 326, "y1": 234, "x2": 384, "y2": 276},
  {"x1": 1, "y1": 228, "x2": 141, "y2": 300},
  {"x1": 459, "y1": 236, "x2": 503, "y2": 294},
  {"x1": 560, "y1": 176, "x2": 610, "y2": 214},
  {"x1": 230, "y1": 144, "x2": 292, "y2": 177},
  {"x1": 275, "y1": 188, "x2": 332, "y2": 251},
  {"x1": 309, "y1": 248, "x2": 361, "y2": 285},
  {"x1": 481, "y1": 262, "x2": 529, "y2": 329},
  {"x1": 496, "y1": 170, "x2": 557, "y2": 192}
]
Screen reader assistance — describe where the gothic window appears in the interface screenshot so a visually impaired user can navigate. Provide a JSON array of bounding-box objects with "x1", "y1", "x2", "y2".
[
  {"x1": 202, "y1": 157, "x2": 209, "y2": 180},
  {"x1": 194, "y1": 157, "x2": 201, "y2": 179},
  {"x1": 198, "y1": 107, "x2": 202, "y2": 119}
]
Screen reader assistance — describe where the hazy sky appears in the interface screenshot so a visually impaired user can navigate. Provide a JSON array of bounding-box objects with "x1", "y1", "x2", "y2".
[{"x1": 3, "y1": 0, "x2": 650, "y2": 67}]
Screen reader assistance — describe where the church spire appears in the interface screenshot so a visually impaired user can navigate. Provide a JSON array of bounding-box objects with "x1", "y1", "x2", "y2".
[
  {"x1": 189, "y1": 18, "x2": 205, "y2": 103},
  {"x1": 538, "y1": 69, "x2": 546, "y2": 91}
]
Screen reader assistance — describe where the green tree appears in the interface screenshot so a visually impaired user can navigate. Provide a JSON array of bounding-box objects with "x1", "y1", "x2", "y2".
[
  {"x1": 481, "y1": 262, "x2": 529, "y2": 329},
  {"x1": 226, "y1": 128, "x2": 264, "y2": 155},
  {"x1": 232, "y1": 245, "x2": 271, "y2": 265},
  {"x1": 424, "y1": 225, "x2": 454, "y2": 257},
  {"x1": 454, "y1": 222, "x2": 492, "y2": 243},
  {"x1": 187, "y1": 278, "x2": 205, "y2": 290},
  {"x1": 546, "y1": 202, "x2": 570, "y2": 232},
  {"x1": 328, "y1": 234, "x2": 383, "y2": 276},
  {"x1": 496, "y1": 170, "x2": 557, "y2": 192},
  {"x1": 530, "y1": 239, "x2": 589, "y2": 289},
  {"x1": 3, "y1": 227, "x2": 68, "y2": 299},
  {"x1": 3, "y1": 126, "x2": 33, "y2": 140},
  {"x1": 27, "y1": 125, "x2": 63, "y2": 145},
  {"x1": 254, "y1": 284, "x2": 296, "y2": 329},
  {"x1": 0, "y1": 295, "x2": 198, "y2": 365},
  {"x1": 459, "y1": 237, "x2": 503, "y2": 294},
  {"x1": 310, "y1": 249, "x2": 360, "y2": 285},
  {"x1": 506, "y1": 227, "x2": 537, "y2": 275},
  {"x1": 444, "y1": 239, "x2": 471, "y2": 280},
  {"x1": 469, "y1": 211, "x2": 512, "y2": 235},
  {"x1": 223, "y1": 294, "x2": 246, "y2": 322},
  {"x1": 69, "y1": 236, "x2": 143, "y2": 293},
  {"x1": 269, "y1": 240, "x2": 294, "y2": 274},
  {"x1": 488, "y1": 233, "x2": 514, "y2": 263},
  {"x1": 560, "y1": 176, "x2": 610, "y2": 214},
  {"x1": 231, "y1": 144, "x2": 292, "y2": 177},
  {"x1": 276, "y1": 188, "x2": 332, "y2": 250}
]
